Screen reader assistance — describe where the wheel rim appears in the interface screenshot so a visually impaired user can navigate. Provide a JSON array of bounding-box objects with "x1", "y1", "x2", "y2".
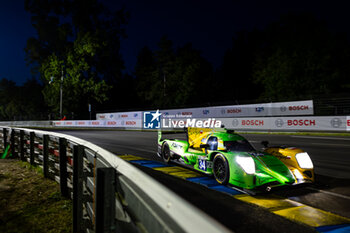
[
  {"x1": 163, "y1": 146, "x2": 170, "y2": 161},
  {"x1": 214, "y1": 158, "x2": 226, "y2": 182}
]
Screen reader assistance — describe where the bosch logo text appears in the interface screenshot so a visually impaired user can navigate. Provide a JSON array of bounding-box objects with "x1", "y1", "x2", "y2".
[
  {"x1": 287, "y1": 119, "x2": 315, "y2": 126},
  {"x1": 227, "y1": 108, "x2": 242, "y2": 114},
  {"x1": 289, "y1": 106, "x2": 309, "y2": 111},
  {"x1": 242, "y1": 120, "x2": 264, "y2": 126}
]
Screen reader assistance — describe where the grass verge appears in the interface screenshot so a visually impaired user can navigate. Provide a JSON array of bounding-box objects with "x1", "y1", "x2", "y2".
[{"x1": 0, "y1": 159, "x2": 72, "y2": 233}]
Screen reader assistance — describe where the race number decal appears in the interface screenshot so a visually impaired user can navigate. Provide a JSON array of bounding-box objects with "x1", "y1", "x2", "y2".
[{"x1": 199, "y1": 159, "x2": 207, "y2": 171}]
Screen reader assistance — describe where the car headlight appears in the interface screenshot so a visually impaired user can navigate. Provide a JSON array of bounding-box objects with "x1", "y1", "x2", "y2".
[
  {"x1": 236, "y1": 156, "x2": 255, "y2": 174},
  {"x1": 295, "y1": 152, "x2": 313, "y2": 169}
]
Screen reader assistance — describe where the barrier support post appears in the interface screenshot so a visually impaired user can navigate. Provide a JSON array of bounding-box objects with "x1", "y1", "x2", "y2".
[
  {"x1": 3, "y1": 128, "x2": 7, "y2": 150},
  {"x1": 30, "y1": 132, "x2": 35, "y2": 165},
  {"x1": 20, "y1": 130, "x2": 24, "y2": 161},
  {"x1": 73, "y1": 145, "x2": 84, "y2": 233},
  {"x1": 43, "y1": 135, "x2": 49, "y2": 178},
  {"x1": 95, "y1": 167, "x2": 116, "y2": 233},
  {"x1": 10, "y1": 129, "x2": 16, "y2": 158},
  {"x1": 59, "y1": 137, "x2": 68, "y2": 197}
]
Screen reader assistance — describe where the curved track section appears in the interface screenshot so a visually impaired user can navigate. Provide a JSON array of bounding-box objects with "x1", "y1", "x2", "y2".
[{"x1": 52, "y1": 130, "x2": 350, "y2": 232}]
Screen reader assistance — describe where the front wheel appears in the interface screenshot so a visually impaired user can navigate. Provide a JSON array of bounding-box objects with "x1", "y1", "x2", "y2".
[
  {"x1": 213, "y1": 153, "x2": 230, "y2": 185},
  {"x1": 162, "y1": 143, "x2": 171, "y2": 163}
]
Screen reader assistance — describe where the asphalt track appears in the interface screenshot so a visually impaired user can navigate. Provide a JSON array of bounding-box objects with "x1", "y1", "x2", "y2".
[{"x1": 52, "y1": 129, "x2": 350, "y2": 232}]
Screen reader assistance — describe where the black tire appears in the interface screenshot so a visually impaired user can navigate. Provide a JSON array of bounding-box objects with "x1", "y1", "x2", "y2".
[
  {"x1": 213, "y1": 153, "x2": 230, "y2": 185},
  {"x1": 162, "y1": 143, "x2": 171, "y2": 163}
]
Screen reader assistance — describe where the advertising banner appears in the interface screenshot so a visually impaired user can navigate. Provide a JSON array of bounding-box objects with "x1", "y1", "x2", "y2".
[
  {"x1": 97, "y1": 100, "x2": 314, "y2": 120},
  {"x1": 53, "y1": 119, "x2": 142, "y2": 128},
  {"x1": 53, "y1": 116, "x2": 349, "y2": 132},
  {"x1": 220, "y1": 116, "x2": 348, "y2": 131},
  {"x1": 96, "y1": 111, "x2": 142, "y2": 120}
]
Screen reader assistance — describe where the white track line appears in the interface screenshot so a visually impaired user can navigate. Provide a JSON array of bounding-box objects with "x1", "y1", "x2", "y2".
[
  {"x1": 306, "y1": 187, "x2": 350, "y2": 200},
  {"x1": 291, "y1": 136, "x2": 350, "y2": 140},
  {"x1": 311, "y1": 142, "x2": 350, "y2": 147}
]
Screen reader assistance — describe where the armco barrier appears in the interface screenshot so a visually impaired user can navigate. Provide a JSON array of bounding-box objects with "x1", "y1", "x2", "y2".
[{"x1": 0, "y1": 127, "x2": 231, "y2": 233}]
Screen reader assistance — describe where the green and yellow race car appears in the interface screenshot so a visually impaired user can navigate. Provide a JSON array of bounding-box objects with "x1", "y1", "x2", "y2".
[{"x1": 157, "y1": 128, "x2": 314, "y2": 191}]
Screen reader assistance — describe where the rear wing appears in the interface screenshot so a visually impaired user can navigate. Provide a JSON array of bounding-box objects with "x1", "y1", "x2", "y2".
[
  {"x1": 158, "y1": 129, "x2": 187, "y2": 143},
  {"x1": 158, "y1": 127, "x2": 228, "y2": 148}
]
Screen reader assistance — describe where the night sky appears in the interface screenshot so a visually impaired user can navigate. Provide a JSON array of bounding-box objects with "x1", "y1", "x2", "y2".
[{"x1": 1, "y1": 0, "x2": 349, "y2": 85}]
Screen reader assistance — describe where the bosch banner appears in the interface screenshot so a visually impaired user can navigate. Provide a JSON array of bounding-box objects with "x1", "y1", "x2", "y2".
[
  {"x1": 96, "y1": 100, "x2": 313, "y2": 120},
  {"x1": 52, "y1": 119, "x2": 141, "y2": 128},
  {"x1": 219, "y1": 116, "x2": 348, "y2": 131}
]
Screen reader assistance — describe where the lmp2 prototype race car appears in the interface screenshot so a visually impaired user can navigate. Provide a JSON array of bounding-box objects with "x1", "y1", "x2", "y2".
[{"x1": 157, "y1": 128, "x2": 314, "y2": 191}]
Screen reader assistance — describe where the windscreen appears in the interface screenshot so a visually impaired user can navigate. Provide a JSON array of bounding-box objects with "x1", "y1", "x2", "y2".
[{"x1": 224, "y1": 140, "x2": 255, "y2": 152}]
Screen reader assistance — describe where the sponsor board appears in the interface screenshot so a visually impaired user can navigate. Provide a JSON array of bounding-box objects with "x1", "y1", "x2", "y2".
[
  {"x1": 220, "y1": 116, "x2": 348, "y2": 131},
  {"x1": 53, "y1": 116, "x2": 349, "y2": 131},
  {"x1": 97, "y1": 100, "x2": 313, "y2": 120},
  {"x1": 53, "y1": 120, "x2": 141, "y2": 128},
  {"x1": 96, "y1": 111, "x2": 142, "y2": 120}
]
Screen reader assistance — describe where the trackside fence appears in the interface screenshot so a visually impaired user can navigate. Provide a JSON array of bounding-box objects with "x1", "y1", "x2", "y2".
[{"x1": 0, "y1": 127, "x2": 231, "y2": 233}]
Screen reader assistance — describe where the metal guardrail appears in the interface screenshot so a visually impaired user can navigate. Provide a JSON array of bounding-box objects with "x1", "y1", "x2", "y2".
[{"x1": 0, "y1": 127, "x2": 231, "y2": 233}]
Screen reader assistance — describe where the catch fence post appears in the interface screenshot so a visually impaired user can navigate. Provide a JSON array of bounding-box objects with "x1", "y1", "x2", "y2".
[
  {"x1": 95, "y1": 167, "x2": 116, "y2": 233},
  {"x1": 3, "y1": 128, "x2": 7, "y2": 149},
  {"x1": 20, "y1": 130, "x2": 24, "y2": 161},
  {"x1": 43, "y1": 135, "x2": 49, "y2": 178},
  {"x1": 10, "y1": 129, "x2": 16, "y2": 158},
  {"x1": 30, "y1": 132, "x2": 35, "y2": 165},
  {"x1": 73, "y1": 145, "x2": 84, "y2": 233},
  {"x1": 59, "y1": 137, "x2": 68, "y2": 197}
]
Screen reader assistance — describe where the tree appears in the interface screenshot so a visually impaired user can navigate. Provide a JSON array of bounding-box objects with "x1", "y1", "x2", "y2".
[
  {"x1": 25, "y1": 0, "x2": 128, "y2": 118},
  {"x1": 0, "y1": 78, "x2": 46, "y2": 120},
  {"x1": 216, "y1": 30, "x2": 262, "y2": 103},
  {"x1": 252, "y1": 13, "x2": 350, "y2": 101},
  {"x1": 135, "y1": 37, "x2": 214, "y2": 108}
]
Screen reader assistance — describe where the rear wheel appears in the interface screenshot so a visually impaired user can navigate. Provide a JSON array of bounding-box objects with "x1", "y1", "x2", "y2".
[
  {"x1": 162, "y1": 143, "x2": 171, "y2": 163},
  {"x1": 213, "y1": 153, "x2": 229, "y2": 185}
]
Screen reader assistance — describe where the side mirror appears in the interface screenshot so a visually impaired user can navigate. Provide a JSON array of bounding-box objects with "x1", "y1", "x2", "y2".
[
  {"x1": 261, "y1": 141, "x2": 269, "y2": 148},
  {"x1": 200, "y1": 144, "x2": 209, "y2": 149}
]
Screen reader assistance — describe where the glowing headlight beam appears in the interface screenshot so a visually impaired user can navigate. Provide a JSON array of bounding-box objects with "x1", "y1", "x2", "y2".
[
  {"x1": 236, "y1": 156, "x2": 255, "y2": 174},
  {"x1": 295, "y1": 152, "x2": 313, "y2": 169}
]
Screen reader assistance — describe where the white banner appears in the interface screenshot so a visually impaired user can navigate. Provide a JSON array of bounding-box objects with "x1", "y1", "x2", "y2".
[
  {"x1": 220, "y1": 116, "x2": 348, "y2": 131},
  {"x1": 96, "y1": 100, "x2": 314, "y2": 120},
  {"x1": 53, "y1": 119, "x2": 142, "y2": 128},
  {"x1": 53, "y1": 116, "x2": 349, "y2": 131},
  {"x1": 96, "y1": 111, "x2": 142, "y2": 120}
]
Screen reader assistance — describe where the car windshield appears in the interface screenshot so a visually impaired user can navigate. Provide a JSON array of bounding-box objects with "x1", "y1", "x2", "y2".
[{"x1": 224, "y1": 140, "x2": 255, "y2": 152}]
